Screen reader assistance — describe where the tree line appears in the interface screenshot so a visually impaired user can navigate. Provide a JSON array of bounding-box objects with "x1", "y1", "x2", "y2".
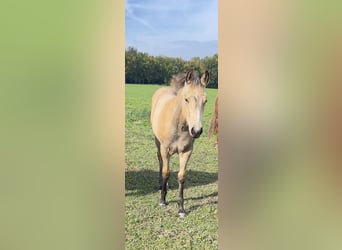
[{"x1": 125, "y1": 47, "x2": 218, "y2": 88}]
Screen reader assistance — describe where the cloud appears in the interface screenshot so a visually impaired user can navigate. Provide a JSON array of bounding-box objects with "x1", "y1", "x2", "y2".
[
  {"x1": 125, "y1": 0, "x2": 218, "y2": 59},
  {"x1": 125, "y1": 1, "x2": 157, "y2": 32}
]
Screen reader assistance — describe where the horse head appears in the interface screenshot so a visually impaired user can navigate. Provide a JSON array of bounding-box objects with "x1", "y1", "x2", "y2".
[{"x1": 181, "y1": 70, "x2": 209, "y2": 138}]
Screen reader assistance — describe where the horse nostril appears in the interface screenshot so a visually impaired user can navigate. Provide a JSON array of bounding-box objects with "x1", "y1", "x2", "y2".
[{"x1": 190, "y1": 127, "x2": 203, "y2": 138}]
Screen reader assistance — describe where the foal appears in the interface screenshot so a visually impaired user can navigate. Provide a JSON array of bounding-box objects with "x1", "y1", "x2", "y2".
[{"x1": 150, "y1": 70, "x2": 209, "y2": 217}]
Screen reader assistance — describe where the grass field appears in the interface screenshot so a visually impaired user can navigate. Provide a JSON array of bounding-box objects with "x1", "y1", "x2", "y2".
[{"x1": 125, "y1": 84, "x2": 218, "y2": 249}]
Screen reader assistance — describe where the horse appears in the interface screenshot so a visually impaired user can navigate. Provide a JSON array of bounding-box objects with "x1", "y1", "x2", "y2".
[
  {"x1": 150, "y1": 70, "x2": 209, "y2": 217},
  {"x1": 208, "y1": 95, "x2": 218, "y2": 148}
]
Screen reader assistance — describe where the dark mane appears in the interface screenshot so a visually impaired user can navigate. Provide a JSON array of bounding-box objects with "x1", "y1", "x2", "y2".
[
  {"x1": 170, "y1": 71, "x2": 201, "y2": 93},
  {"x1": 170, "y1": 73, "x2": 187, "y2": 93}
]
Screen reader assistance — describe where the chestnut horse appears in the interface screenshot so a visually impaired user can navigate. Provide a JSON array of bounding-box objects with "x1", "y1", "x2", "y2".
[
  {"x1": 208, "y1": 96, "x2": 218, "y2": 148},
  {"x1": 150, "y1": 70, "x2": 209, "y2": 217}
]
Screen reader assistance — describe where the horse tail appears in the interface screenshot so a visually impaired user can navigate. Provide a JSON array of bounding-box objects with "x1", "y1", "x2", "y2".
[
  {"x1": 208, "y1": 96, "x2": 218, "y2": 140},
  {"x1": 208, "y1": 115, "x2": 216, "y2": 140}
]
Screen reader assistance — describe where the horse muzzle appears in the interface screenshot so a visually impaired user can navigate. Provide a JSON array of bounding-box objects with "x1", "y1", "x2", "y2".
[{"x1": 190, "y1": 127, "x2": 203, "y2": 138}]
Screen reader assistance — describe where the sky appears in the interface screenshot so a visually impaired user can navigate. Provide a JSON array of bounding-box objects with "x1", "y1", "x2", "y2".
[{"x1": 125, "y1": 0, "x2": 218, "y2": 60}]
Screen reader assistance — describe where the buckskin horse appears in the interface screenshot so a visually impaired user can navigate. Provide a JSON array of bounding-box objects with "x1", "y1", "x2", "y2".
[{"x1": 150, "y1": 70, "x2": 209, "y2": 217}]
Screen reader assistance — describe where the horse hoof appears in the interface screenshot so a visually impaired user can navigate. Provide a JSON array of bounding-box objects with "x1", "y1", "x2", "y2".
[
  {"x1": 159, "y1": 202, "x2": 166, "y2": 207},
  {"x1": 179, "y1": 212, "x2": 186, "y2": 217}
]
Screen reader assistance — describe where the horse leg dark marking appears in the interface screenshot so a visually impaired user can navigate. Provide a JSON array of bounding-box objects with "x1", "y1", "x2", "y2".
[
  {"x1": 159, "y1": 147, "x2": 170, "y2": 206},
  {"x1": 178, "y1": 150, "x2": 192, "y2": 217},
  {"x1": 154, "y1": 137, "x2": 163, "y2": 190},
  {"x1": 178, "y1": 178, "x2": 185, "y2": 216}
]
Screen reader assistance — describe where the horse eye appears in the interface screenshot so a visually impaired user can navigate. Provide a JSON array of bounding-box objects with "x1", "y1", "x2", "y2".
[{"x1": 185, "y1": 98, "x2": 189, "y2": 103}]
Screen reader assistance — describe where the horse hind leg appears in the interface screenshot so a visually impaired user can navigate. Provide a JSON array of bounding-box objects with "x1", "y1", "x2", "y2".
[
  {"x1": 159, "y1": 146, "x2": 170, "y2": 206},
  {"x1": 155, "y1": 137, "x2": 169, "y2": 191},
  {"x1": 154, "y1": 137, "x2": 163, "y2": 190}
]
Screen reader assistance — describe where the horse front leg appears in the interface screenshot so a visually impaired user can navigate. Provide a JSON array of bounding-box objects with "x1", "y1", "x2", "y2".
[
  {"x1": 178, "y1": 150, "x2": 192, "y2": 217},
  {"x1": 159, "y1": 147, "x2": 170, "y2": 206}
]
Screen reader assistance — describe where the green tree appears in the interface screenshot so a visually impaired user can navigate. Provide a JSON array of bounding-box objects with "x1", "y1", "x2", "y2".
[{"x1": 125, "y1": 47, "x2": 218, "y2": 88}]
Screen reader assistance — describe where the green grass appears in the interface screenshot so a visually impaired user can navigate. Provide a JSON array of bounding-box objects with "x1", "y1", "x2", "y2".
[{"x1": 125, "y1": 84, "x2": 218, "y2": 249}]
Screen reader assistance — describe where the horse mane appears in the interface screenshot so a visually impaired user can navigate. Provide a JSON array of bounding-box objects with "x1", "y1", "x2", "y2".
[
  {"x1": 170, "y1": 73, "x2": 187, "y2": 93},
  {"x1": 170, "y1": 71, "x2": 201, "y2": 93}
]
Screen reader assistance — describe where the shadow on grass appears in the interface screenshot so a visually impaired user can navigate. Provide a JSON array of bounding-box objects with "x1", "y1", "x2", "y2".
[
  {"x1": 125, "y1": 169, "x2": 217, "y2": 197},
  {"x1": 167, "y1": 191, "x2": 218, "y2": 215}
]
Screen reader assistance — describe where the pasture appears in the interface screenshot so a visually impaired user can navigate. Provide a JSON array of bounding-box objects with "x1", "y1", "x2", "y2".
[{"x1": 125, "y1": 84, "x2": 218, "y2": 249}]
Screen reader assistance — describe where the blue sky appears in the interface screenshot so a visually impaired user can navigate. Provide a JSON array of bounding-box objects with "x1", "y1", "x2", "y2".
[{"x1": 125, "y1": 0, "x2": 218, "y2": 60}]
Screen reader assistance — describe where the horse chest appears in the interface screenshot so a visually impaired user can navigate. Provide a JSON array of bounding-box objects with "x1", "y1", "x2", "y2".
[{"x1": 168, "y1": 132, "x2": 193, "y2": 155}]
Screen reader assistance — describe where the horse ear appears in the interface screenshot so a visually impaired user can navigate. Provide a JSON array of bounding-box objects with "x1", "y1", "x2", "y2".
[
  {"x1": 201, "y1": 71, "x2": 210, "y2": 87},
  {"x1": 186, "y1": 70, "x2": 194, "y2": 83}
]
